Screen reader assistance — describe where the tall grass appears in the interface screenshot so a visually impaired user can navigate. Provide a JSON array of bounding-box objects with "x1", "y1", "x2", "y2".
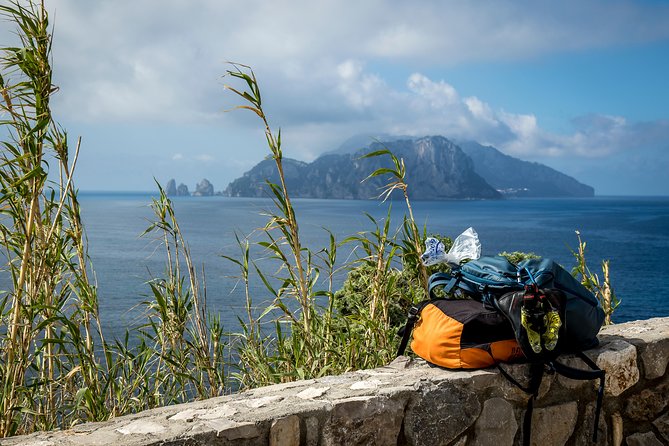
[
  {"x1": 0, "y1": 0, "x2": 106, "y2": 435},
  {"x1": 223, "y1": 65, "x2": 408, "y2": 388},
  {"x1": 140, "y1": 185, "x2": 226, "y2": 401},
  {"x1": 571, "y1": 230, "x2": 619, "y2": 325},
  {"x1": 362, "y1": 148, "x2": 429, "y2": 295},
  {"x1": 0, "y1": 2, "x2": 227, "y2": 436}
]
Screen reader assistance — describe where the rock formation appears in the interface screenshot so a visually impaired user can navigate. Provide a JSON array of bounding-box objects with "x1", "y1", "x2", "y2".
[
  {"x1": 193, "y1": 178, "x2": 214, "y2": 196},
  {"x1": 165, "y1": 179, "x2": 177, "y2": 196},
  {"x1": 176, "y1": 183, "x2": 190, "y2": 196},
  {"x1": 225, "y1": 135, "x2": 595, "y2": 199},
  {"x1": 225, "y1": 136, "x2": 501, "y2": 200}
]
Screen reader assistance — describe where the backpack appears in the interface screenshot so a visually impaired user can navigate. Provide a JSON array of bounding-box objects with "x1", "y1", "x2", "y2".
[
  {"x1": 405, "y1": 298, "x2": 524, "y2": 369},
  {"x1": 427, "y1": 256, "x2": 605, "y2": 351},
  {"x1": 398, "y1": 256, "x2": 606, "y2": 444}
]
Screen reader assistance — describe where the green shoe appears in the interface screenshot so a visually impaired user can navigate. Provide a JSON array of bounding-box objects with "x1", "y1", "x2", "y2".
[
  {"x1": 521, "y1": 307, "x2": 543, "y2": 354},
  {"x1": 542, "y1": 310, "x2": 562, "y2": 351}
]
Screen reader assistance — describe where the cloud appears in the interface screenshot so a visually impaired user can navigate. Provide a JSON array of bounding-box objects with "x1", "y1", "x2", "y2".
[
  {"x1": 171, "y1": 152, "x2": 216, "y2": 163},
  {"x1": 8, "y1": 0, "x2": 662, "y2": 195},
  {"x1": 195, "y1": 154, "x2": 215, "y2": 162},
  {"x1": 259, "y1": 67, "x2": 669, "y2": 167},
  {"x1": 43, "y1": 0, "x2": 669, "y2": 126}
]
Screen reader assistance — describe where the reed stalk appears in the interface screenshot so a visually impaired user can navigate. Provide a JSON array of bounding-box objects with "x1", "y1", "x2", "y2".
[
  {"x1": 361, "y1": 148, "x2": 429, "y2": 295},
  {"x1": 0, "y1": 0, "x2": 106, "y2": 435},
  {"x1": 572, "y1": 230, "x2": 619, "y2": 324}
]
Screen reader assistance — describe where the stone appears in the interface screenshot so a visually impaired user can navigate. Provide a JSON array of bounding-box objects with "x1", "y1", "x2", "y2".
[
  {"x1": 601, "y1": 317, "x2": 669, "y2": 379},
  {"x1": 471, "y1": 398, "x2": 517, "y2": 446},
  {"x1": 529, "y1": 402, "x2": 577, "y2": 446},
  {"x1": 626, "y1": 431, "x2": 664, "y2": 446},
  {"x1": 556, "y1": 354, "x2": 601, "y2": 390},
  {"x1": 176, "y1": 183, "x2": 189, "y2": 196},
  {"x1": 653, "y1": 411, "x2": 669, "y2": 443},
  {"x1": 296, "y1": 387, "x2": 330, "y2": 399},
  {"x1": 479, "y1": 364, "x2": 553, "y2": 403},
  {"x1": 199, "y1": 404, "x2": 239, "y2": 419},
  {"x1": 624, "y1": 382, "x2": 669, "y2": 420},
  {"x1": 452, "y1": 436, "x2": 467, "y2": 446},
  {"x1": 68, "y1": 429, "x2": 123, "y2": 446},
  {"x1": 320, "y1": 396, "x2": 404, "y2": 446},
  {"x1": 305, "y1": 416, "x2": 320, "y2": 446},
  {"x1": 115, "y1": 419, "x2": 165, "y2": 435},
  {"x1": 12, "y1": 442, "x2": 54, "y2": 446},
  {"x1": 350, "y1": 379, "x2": 385, "y2": 390},
  {"x1": 387, "y1": 355, "x2": 413, "y2": 370},
  {"x1": 571, "y1": 402, "x2": 608, "y2": 446},
  {"x1": 188, "y1": 418, "x2": 241, "y2": 438},
  {"x1": 595, "y1": 339, "x2": 639, "y2": 396},
  {"x1": 244, "y1": 395, "x2": 283, "y2": 408},
  {"x1": 169, "y1": 408, "x2": 207, "y2": 421},
  {"x1": 640, "y1": 342, "x2": 669, "y2": 380},
  {"x1": 218, "y1": 422, "x2": 263, "y2": 442},
  {"x1": 404, "y1": 380, "x2": 481, "y2": 446},
  {"x1": 270, "y1": 415, "x2": 300, "y2": 446}
]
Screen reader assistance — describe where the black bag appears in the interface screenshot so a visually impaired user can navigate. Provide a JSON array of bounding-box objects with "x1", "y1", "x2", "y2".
[
  {"x1": 412, "y1": 258, "x2": 607, "y2": 444},
  {"x1": 428, "y1": 256, "x2": 605, "y2": 352},
  {"x1": 491, "y1": 284, "x2": 606, "y2": 445}
]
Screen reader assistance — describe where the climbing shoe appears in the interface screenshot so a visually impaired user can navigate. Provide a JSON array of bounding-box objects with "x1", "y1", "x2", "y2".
[
  {"x1": 521, "y1": 307, "x2": 543, "y2": 354},
  {"x1": 542, "y1": 310, "x2": 562, "y2": 351}
]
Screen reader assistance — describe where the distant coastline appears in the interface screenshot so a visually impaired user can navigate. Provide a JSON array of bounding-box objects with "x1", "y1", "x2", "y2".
[{"x1": 77, "y1": 191, "x2": 669, "y2": 199}]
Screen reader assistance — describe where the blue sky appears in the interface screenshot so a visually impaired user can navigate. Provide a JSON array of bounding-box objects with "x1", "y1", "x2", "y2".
[{"x1": 3, "y1": 0, "x2": 669, "y2": 195}]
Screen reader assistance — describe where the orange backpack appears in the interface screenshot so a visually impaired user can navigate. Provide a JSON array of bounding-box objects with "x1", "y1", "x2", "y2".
[{"x1": 399, "y1": 298, "x2": 524, "y2": 369}]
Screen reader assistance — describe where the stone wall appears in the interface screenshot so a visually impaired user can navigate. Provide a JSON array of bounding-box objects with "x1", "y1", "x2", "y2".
[{"x1": 3, "y1": 317, "x2": 668, "y2": 446}]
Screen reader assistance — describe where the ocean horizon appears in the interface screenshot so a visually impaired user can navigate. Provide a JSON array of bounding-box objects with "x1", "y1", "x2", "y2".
[{"x1": 73, "y1": 192, "x2": 669, "y2": 341}]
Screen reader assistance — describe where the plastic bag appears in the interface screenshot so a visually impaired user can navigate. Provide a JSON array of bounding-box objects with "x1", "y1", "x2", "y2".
[{"x1": 421, "y1": 227, "x2": 481, "y2": 266}]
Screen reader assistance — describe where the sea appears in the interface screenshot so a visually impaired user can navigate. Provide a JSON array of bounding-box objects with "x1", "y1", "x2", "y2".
[{"x1": 75, "y1": 193, "x2": 669, "y2": 340}]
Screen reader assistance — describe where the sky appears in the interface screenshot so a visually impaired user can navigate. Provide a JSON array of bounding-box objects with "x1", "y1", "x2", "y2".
[{"x1": 2, "y1": 0, "x2": 669, "y2": 195}]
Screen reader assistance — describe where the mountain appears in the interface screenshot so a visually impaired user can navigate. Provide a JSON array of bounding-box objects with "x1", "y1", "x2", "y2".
[
  {"x1": 457, "y1": 141, "x2": 594, "y2": 197},
  {"x1": 225, "y1": 135, "x2": 595, "y2": 199},
  {"x1": 225, "y1": 136, "x2": 501, "y2": 200},
  {"x1": 327, "y1": 133, "x2": 418, "y2": 155}
]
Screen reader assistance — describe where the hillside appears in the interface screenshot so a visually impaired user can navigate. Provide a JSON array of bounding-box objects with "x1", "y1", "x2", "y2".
[
  {"x1": 225, "y1": 136, "x2": 594, "y2": 199},
  {"x1": 457, "y1": 141, "x2": 594, "y2": 197}
]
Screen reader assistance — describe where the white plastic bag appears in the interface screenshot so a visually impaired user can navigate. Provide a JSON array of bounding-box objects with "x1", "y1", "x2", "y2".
[{"x1": 420, "y1": 227, "x2": 481, "y2": 266}]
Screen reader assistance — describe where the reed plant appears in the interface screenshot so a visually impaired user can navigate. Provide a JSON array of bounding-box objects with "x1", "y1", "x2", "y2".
[
  {"x1": 0, "y1": 3, "x2": 227, "y2": 436},
  {"x1": 0, "y1": 0, "x2": 108, "y2": 435},
  {"x1": 223, "y1": 65, "x2": 410, "y2": 388},
  {"x1": 571, "y1": 230, "x2": 619, "y2": 324},
  {"x1": 362, "y1": 149, "x2": 429, "y2": 295},
  {"x1": 121, "y1": 184, "x2": 227, "y2": 405}
]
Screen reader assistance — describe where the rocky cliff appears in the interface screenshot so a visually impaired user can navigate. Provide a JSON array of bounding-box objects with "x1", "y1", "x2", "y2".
[
  {"x1": 225, "y1": 136, "x2": 501, "y2": 200},
  {"x1": 225, "y1": 135, "x2": 595, "y2": 199},
  {"x1": 458, "y1": 141, "x2": 595, "y2": 197}
]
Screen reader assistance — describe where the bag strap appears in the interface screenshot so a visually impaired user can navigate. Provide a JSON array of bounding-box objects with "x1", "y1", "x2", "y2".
[
  {"x1": 429, "y1": 271, "x2": 484, "y2": 300},
  {"x1": 498, "y1": 362, "x2": 545, "y2": 446},
  {"x1": 550, "y1": 352, "x2": 605, "y2": 443},
  {"x1": 396, "y1": 301, "x2": 430, "y2": 356},
  {"x1": 428, "y1": 272, "x2": 459, "y2": 298}
]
